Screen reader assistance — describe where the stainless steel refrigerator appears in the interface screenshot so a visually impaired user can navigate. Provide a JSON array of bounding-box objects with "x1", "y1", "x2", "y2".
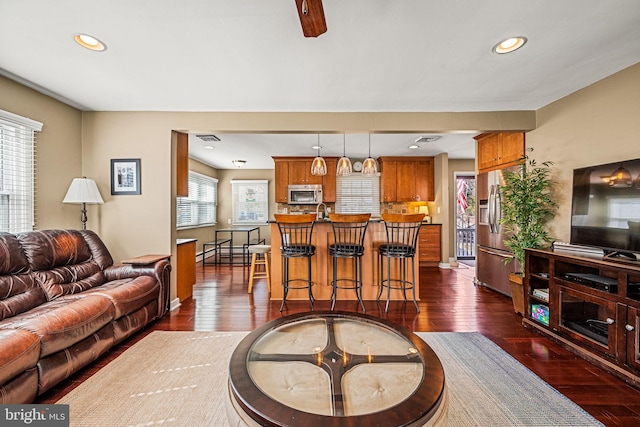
[{"x1": 475, "y1": 168, "x2": 516, "y2": 296}]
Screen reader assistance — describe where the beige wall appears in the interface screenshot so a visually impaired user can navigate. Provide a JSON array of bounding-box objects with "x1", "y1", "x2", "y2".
[
  {"x1": 0, "y1": 75, "x2": 83, "y2": 230},
  {"x1": 527, "y1": 62, "x2": 640, "y2": 243}
]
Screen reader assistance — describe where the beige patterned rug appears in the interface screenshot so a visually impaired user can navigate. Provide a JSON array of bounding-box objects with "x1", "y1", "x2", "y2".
[{"x1": 58, "y1": 331, "x2": 602, "y2": 426}]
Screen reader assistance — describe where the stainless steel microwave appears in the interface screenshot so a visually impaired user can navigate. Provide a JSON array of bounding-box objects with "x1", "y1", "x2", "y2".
[{"x1": 288, "y1": 184, "x2": 322, "y2": 205}]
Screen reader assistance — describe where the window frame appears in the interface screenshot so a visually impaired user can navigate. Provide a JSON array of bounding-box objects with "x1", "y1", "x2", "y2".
[
  {"x1": 0, "y1": 109, "x2": 43, "y2": 233},
  {"x1": 176, "y1": 171, "x2": 218, "y2": 229}
]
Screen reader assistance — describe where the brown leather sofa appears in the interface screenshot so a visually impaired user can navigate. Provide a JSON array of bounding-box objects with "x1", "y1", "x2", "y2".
[{"x1": 0, "y1": 229, "x2": 170, "y2": 403}]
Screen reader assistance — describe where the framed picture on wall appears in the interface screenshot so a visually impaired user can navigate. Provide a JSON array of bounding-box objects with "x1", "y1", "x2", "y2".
[{"x1": 111, "y1": 158, "x2": 141, "y2": 195}]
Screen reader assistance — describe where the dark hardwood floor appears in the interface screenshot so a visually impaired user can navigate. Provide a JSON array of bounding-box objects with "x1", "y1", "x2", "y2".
[{"x1": 39, "y1": 263, "x2": 640, "y2": 425}]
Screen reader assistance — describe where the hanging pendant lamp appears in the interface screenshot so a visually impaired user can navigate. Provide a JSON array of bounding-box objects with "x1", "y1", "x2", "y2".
[
  {"x1": 310, "y1": 134, "x2": 327, "y2": 176},
  {"x1": 609, "y1": 163, "x2": 632, "y2": 188},
  {"x1": 362, "y1": 133, "x2": 378, "y2": 176},
  {"x1": 336, "y1": 134, "x2": 353, "y2": 176}
]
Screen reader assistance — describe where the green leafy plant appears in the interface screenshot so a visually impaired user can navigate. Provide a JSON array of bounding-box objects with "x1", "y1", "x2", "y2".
[{"x1": 500, "y1": 148, "x2": 558, "y2": 269}]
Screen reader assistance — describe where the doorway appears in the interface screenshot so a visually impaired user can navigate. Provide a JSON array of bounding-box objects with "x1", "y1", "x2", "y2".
[{"x1": 455, "y1": 173, "x2": 476, "y2": 262}]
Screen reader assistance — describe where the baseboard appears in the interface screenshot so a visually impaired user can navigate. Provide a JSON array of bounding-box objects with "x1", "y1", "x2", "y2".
[
  {"x1": 438, "y1": 262, "x2": 451, "y2": 269},
  {"x1": 170, "y1": 298, "x2": 181, "y2": 311}
]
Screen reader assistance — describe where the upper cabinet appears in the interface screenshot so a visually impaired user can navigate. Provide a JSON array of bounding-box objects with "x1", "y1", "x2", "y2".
[
  {"x1": 273, "y1": 157, "x2": 337, "y2": 203},
  {"x1": 379, "y1": 156, "x2": 435, "y2": 202},
  {"x1": 288, "y1": 160, "x2": 323, "y2": 185},
  {"x1": 475, "y1": 132, "x2": 525, "y2": 173},
  {"x1": 176, "y1": 132, "x2": 189, "y2": 197}
]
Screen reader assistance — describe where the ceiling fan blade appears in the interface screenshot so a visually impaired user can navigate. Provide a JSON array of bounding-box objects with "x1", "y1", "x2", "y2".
[{"x1": 295, "y1": 0, "x2": 327, "y2": 38}]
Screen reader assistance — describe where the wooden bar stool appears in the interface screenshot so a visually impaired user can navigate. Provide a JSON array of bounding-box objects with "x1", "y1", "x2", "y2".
[
  {"x1": 248, "y1": 244, "x2": 271, "y2": 294},
  {"x1": 378, "y1": 213, "x2": 425, "y2": 313},
  {"x1": 274, "y1": 213, "x2": 317, "y2": 312},
  {"x1": 328, "y1": 213, "x2": 371, "y2": 312}
]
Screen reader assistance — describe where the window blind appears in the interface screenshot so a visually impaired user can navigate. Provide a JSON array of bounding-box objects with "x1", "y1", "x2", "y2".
[
  {"x1": 335, "y1": 173, "x2": 380, "y2": 217},
  {"x1": 0, "y1": 109, "x2": 43, "y2": 233},
  {"x1": 231, "y1": 180, "x2": 269, "y2": 225},
  {"x1": 176, "y1": 171, "x2": 218, "y2": 228}
]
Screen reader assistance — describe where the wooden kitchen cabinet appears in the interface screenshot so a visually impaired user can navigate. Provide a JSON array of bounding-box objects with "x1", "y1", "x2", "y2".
[
  {"x1": 176, "y1": 132, "x2": 189, "y2": 197},
  {"x1": 379, "y1": 158, "x2": 397, "y2": 202},
  {"x1": 475, "y1": 132, "x2": 525, "y2": 173},
  {"x1": 418, "y1": 224, "x2": 441, "y2": 266},
  {"x1": 379, "y1": 156, "x2": 434, "y2": 202},
  {"x1": 274, "y1": 160, "x2": 289, "y2": 203},
  {"x1": 288, "y1": 160, "x2": 323, "y2": 185},
  {"x1": 323, "y1": 159, "x2": 337, "y2": 202},
  {"x1": 273, "y1": 157, "x2": 338, "y2": 203}
]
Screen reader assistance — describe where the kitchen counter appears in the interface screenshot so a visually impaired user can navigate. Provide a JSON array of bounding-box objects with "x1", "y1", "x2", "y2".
[{"x1": 269, "y1": 221, "x2": 422, "y2": 302}]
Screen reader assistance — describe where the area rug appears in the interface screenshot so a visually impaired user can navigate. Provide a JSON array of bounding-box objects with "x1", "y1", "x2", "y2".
[{"x1": 57, "y1": 331, "x2": 602, "y2": 426}]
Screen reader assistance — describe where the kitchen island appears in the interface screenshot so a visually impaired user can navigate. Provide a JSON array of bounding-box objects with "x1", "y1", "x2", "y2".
[{"x1": 269, "y1": 220, "x2": 424, "y2": 302}]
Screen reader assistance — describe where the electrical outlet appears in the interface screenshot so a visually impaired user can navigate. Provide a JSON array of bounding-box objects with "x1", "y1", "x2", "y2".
[
  {"x1": 326, "y1": 207, "x2": 331, "y2": 214},
  {"x1": 283, "y1": 207, "x2": 288, "y2": 214},
  {"x1": 414, "y1": 207, "x2": 418, "y2": 213},
  {"x1": 227, "y1": 218, "x2": 231, "y2": 224},
  {"x1": 437, "y1": 207, "x2": 441, "y2": 214}
]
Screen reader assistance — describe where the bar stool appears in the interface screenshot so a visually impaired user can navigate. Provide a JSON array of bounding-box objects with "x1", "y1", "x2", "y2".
[
  {"x1": 248, "y1": 244, "x2": 271, "y2": 294},
  {"x1": 274, "y1": 213, "x2": 317, "y2": 312},
  {"x1": 328, "y1": 213, "x2": 371, "y2": 312},
  {"x1": 378, "y1": 213, "x2": 424, "y2": 313}
]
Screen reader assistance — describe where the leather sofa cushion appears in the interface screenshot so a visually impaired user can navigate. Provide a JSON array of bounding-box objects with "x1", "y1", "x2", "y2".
[
  {"x1": 0, "y1": 233, "x2": 30, "y2": 274},
  {"x1": 0, "y1": 274, "x2": 46, "y2": 321},
  {"x1": 79, "y1": 230, "x2": 114, "y2": 270},
  {"x1": 0, "y1": 294, "x2": 115, "y2": 357},
  {"x1": 17, "y1": 230, "x2": 92, "y2": 272},
  {"x1": 81, "y1": 276, "x2": 159, "y2": 318},
  {"x1": 0, "y1": 329, "x2": 40, "y2": 385},
  {"x1": 34, "y1": 263, "x2": 106, "y2": 300}
]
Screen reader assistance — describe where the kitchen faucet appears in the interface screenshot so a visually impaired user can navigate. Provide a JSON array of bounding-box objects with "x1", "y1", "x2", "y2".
[{"x1": 315, "y1": 203, "x2": 327, "y2": 220}]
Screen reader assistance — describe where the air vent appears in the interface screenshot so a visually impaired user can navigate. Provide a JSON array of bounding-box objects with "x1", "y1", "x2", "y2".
[
  {"x1": 196, "y1": 134, "x2": 221, "y2": 142},
  {"x1": 414, "y1": 135, "x2": 441, "y2": 144}
]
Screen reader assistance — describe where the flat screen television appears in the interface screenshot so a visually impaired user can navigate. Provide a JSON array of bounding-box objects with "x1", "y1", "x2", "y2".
[{"x1": 571, "y1": 157, "x2": 640, "y2": 260}]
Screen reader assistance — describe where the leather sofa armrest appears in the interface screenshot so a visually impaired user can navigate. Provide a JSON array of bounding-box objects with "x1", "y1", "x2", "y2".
[{"x1": 104, "y1": 259, "x2": 172, "y2": 315}]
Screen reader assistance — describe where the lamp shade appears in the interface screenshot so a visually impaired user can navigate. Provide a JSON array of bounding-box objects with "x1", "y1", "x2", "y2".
[
  {"x1": 63, "y1": 178, "x2": 104, "y2": 204},
  {"x1": 418, "y1": 206, "x2": 429, "y2": 216}
]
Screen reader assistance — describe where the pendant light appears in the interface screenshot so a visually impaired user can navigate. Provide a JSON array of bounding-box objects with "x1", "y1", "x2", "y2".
[
  {"x1": 310, "y1": 134, "x2": 327, "y2": 176},
  {"x1": 609, "y1": 163, "x2": 632, "y2": 188},
  {"x1": 362, "y1": 133, "x2": 378, "y2": 176},
  {"x1": 336, "y1": 134, "x2": 353, "y2": 176}
]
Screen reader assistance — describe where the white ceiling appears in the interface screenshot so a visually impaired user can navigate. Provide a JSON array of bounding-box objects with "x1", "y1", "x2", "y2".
[{"x1": 2, "y1": 0, "x2": 640, "y2": 168}]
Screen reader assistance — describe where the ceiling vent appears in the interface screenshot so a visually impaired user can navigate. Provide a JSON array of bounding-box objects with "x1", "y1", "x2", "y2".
[
  {"x1": 196, "y1": 134, "x2": 221, "y2": 142},
  {"x1": 414, "y1": 135, "x2": 442, "y2": 144}
]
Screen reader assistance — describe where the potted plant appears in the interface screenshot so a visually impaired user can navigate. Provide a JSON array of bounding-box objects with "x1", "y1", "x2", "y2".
[{"x1": 500, "y1": 147, "x2": 558, "y2": 315}]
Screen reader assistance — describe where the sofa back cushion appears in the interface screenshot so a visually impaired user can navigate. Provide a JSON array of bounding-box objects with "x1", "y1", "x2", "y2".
[
  {"x1": 18, "y1": 230, "x2": 92, "y2": 271},
  {"x1": 0, "y1": 233, "x2": 46, "y2": 321},
  {"x1": 17, "y1": 230, "x2": 108, "y2": 300}
]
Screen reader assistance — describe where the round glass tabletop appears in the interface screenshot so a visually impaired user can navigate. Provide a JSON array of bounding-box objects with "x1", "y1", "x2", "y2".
[{"x1": 228, "y1": 311, "x2": 446, "y2": 426}]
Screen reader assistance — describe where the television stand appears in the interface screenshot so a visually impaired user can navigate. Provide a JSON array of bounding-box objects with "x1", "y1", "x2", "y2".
[{"x1": 523, "y1": 248, "x2": 640, "y2": 389}]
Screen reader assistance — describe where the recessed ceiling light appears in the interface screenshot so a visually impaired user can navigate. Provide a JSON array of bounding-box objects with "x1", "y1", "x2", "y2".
[
  {"x1": 492, "y1": 37, "x2": 527, "y2": 54},
  {"x1": 73, "y1": 33, "x2": 107, "y2": 51},
  {"x1": 409, "y1": 144, "x2": 419, "y2": 149},
  {"x1": 203, "y1": 144, "x2": 214, "y2": 150},
  {"x1": 312, "y1": 145, "x2": 322, "y2": 150}
]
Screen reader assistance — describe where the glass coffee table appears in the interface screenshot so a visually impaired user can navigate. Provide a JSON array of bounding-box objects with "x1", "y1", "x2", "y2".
[{"x1": 227, "y1": 311, "x2": 447, "y2": 426}]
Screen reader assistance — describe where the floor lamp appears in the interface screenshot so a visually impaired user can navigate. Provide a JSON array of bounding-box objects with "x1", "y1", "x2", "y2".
[{"x1": 63, "y1": 177, "x2": 104, "y2": 230}]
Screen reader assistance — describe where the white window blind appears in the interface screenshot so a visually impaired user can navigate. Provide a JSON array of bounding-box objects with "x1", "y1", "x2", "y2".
[
  {"x1": 231, "y1": 180, "x2": 268, "y2": 225},
  {"x1": 335, "y1": 173, "x2": 381, "y2": 217},
  {"x1": 176, "y1": 171, "x2": 218, "y2": 228},
  {"x1": 0, "y1": 109, "x2": 43, "y2": 233}
]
